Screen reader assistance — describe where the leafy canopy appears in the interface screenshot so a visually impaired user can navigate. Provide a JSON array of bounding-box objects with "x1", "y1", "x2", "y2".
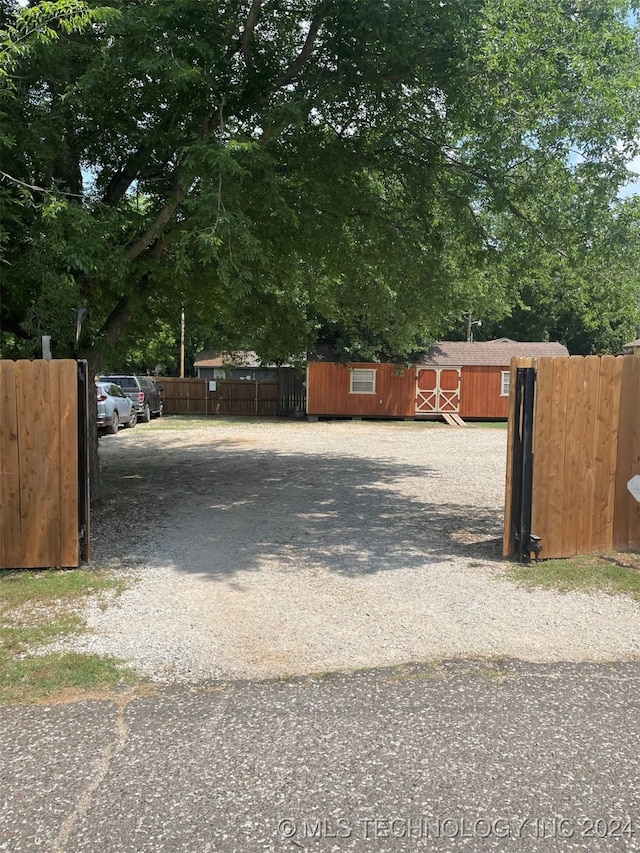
[{"x1": 1, "y1": 0, "x2": 640, "y2": 368}]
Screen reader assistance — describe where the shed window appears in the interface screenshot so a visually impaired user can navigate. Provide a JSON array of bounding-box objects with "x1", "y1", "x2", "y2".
[
  {"x1": 501, "y1": 371, "x2": 511, "y2": 397},
  {"x1": 350, "y1": 368, "x2": 376, "y2": 394}
]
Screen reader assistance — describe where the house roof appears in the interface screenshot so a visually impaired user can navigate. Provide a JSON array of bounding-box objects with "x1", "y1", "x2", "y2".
[
  {"x1": 415, "y1": 339, "x2": 569, "y2": 367},
  {"x1": 623, "y1": 339, "x2": 640, "y2": 351},
  {"x1": 194, "y1": 350, "x2": 265, "y2": 369},
  {"x1": 309, "y1": 339, "x2": 569, "y2": 366}
]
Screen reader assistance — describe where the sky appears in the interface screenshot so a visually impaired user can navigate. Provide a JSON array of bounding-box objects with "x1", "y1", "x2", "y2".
[{"x1": 620, "y1": 155, "x2": 640, "y2": 198}]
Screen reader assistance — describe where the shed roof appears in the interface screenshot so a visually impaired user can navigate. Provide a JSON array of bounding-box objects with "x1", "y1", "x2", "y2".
[
  {"x1": 415, "y1": 339, "x2": 569, "y2": 367},
  {"x1": 622, "y1": 339, "x2": 640, "y2": 351}
]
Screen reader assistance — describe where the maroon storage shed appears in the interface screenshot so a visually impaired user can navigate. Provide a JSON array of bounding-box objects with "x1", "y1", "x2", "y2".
[{"x1": 306, "y1": 339, "x2": 569, "y2": 421}]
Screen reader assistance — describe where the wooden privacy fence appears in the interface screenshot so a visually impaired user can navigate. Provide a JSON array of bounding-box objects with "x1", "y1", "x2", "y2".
[
  {"x1": 161, "y1": 378, "x2": 279, "y2": 416},
  {"x1": 504, "y1": 354, "x2": 640, "y2": 560},
  {"x1": 0, "y1": 359, "x2": 89, "y2": 569}
]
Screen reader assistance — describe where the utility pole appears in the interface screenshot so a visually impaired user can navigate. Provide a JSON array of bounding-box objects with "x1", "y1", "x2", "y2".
[{"x1": 466, "y1": 310, "x2": 482, "y2": 342}]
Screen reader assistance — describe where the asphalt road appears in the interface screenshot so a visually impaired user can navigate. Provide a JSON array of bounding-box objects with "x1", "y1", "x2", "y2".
[{"x1": 1, "y1": 659, "x2": 639, "y2": 853}]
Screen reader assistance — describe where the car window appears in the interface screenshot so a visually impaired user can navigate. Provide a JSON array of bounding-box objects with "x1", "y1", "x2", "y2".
[
  {"x1": 110, "y1": 385, "x2": 125, "y2": 398},
  {"x1": 103, "y1": 376, "x2": 137, "y2": 389},
  {"x1": 139, "y1": 378, "x2": 151, "y2": 390}
]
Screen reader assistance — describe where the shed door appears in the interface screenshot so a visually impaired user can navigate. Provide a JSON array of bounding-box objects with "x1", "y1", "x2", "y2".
[{"x1": 415, "y1": 367, "x2": 461, "y2": 413}]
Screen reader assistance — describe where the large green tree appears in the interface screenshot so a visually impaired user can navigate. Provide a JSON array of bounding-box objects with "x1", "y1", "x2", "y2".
[
  {"x1": 1, "y1": 0, "x2": 640, "y2": 370},
  {"x1": 443, "y1": 195, "x2": 640, "y2": 353}
]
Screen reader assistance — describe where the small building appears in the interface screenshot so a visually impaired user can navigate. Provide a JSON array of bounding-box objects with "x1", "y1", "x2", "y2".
[
  {"x1": 194, "y1": 350, "x2": 278, "y2": 381},
  {"x1": 306, "y1": 339, "x2": 569, "y2": 421}
]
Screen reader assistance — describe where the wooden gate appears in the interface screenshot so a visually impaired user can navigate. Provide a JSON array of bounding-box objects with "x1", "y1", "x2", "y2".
[
  {"x1": 415, "y1": 367, "x2": 461, "y2": 414},
  {"x1": 0, "y1": 359, "x2": 89, "y2": 569},
  {"x1": 504, "y1": 354, "x2": 640, "y2": 560}
]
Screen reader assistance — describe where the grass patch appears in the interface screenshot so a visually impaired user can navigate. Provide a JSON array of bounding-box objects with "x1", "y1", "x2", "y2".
[
  {"x1": 0, "y1": 651, "x2": 135, "y2": 705},
  {"x1": 0, "y1": 613, "x2": 85, "y2": 653},
  {"x1": 505, "y1": 552, "x2": 640, "y2": 601},
  {"x1": 0, "y1": 567, "x2": 127, "y2": 609},
  {"x1": 469, "y1": 420, "x2": 509, "y2": 430},
  {"x1": 147, "y1": 415, "x2": 510, "y2": 430},
  {"x1": 148, "y1": 415, "x2": 269, "y2": 430},
  {"x1": 0, "y1": 568, "x2": 134, "y2": 704}
]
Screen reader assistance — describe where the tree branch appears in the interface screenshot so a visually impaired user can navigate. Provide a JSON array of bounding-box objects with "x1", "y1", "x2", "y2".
[
  {"x1": 0, "y1": 169, "x2": 85, "y2": 199},
  {"x1": 273, "y1": 0, "x2": 330, "y2": 88},
  {"x1": 124, "y1": 180, "x2": 189, "y2": 261},
  {"x1": 102, "y1": 148, "x2": 152, "y2": 206},
  {"x1": 241, "y1": 0, "x2": 261, "y2": 67}
]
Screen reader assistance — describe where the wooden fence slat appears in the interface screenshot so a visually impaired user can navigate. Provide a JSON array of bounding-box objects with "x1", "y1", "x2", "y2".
[
  {"x1": 559, "y1": 356, "x2": 586, "y2": 557},
  {"x1": 59, "y1": 360, "x2": 79, "y2": 567},
  {"x1": 542, "y1": 357, "x2": 569, "y2": 557},
  {"x1": 15, "y1": 361, "x2": 40, "y2": 567},
  {"x1": 34, "y1": 360, "x2": 60, "y2": 567},
  {"x1": 591, "y1": 356, "x2": 618, "y2": 551},
  {"x1": 0, "y1": 361, "x2": 22, "y2": 567},
  {"x1": 610, "y1": 356, "x2": 629, "y2": 550},
  {"x1": 580, "y1": 355, "x2": 601, "y2": 553}
]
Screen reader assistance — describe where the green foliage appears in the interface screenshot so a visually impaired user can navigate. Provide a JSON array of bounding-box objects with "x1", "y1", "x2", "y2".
[
  {"x1": 1, "y1": 0, "x2": 640, "y2": 368},
  {"x1": 0, "y1": 566, "x2": 134, "y2": 704},
  {"x1": 463, "y1": 195, "x2": 640, "y2": 352},
  {"x1": 0, "y1": 1, "x2": 117, "y2": 85}
]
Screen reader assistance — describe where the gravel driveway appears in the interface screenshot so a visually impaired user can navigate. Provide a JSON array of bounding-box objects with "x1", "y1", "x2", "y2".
[{"x1": 75, "y1": 418, "x2": 640, "y2": 682}]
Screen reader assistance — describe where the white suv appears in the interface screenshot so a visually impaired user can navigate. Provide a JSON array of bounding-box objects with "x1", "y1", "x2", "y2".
[{"x1": 99, "y1": 375, "x2": 164, "y2": 423}]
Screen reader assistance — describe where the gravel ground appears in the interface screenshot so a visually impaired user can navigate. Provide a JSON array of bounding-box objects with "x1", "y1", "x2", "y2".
[{"x1": 66, "y1": 418, "x2": 640, "y2": 682}]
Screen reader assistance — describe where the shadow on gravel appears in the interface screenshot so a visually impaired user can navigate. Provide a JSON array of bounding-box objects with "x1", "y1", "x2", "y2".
[{"x1": 93, "y1": 435, "x2": 505, "y2": 579}]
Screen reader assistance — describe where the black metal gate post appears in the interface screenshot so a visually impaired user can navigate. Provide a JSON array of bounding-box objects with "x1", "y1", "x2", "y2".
[
  {"x1": 277, "y1": 367, "x2": 307, "y2": 417},
  {"x1": 510, "y1": 367, "x2": 540, "y2": 562}
]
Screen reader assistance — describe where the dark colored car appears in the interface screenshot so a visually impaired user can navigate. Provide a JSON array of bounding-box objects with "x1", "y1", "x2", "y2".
[{"x1": 99, "y1": 375, "x2": 163, "y2": 422}]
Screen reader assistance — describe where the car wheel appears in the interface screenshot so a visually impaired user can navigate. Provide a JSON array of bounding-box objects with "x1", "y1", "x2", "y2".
[
  {"x1": 142, "y1": 403, "x2": 151, "y2": 423},
  {"x1": 107, "y1": 410, "x2": 119, "y2": 434},
  {"x1": 126, "y1": 409, "x2": 137, "y2": 428}
]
